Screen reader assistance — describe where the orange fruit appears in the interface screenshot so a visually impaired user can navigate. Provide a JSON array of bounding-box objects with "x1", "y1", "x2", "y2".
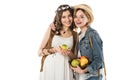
[{"x1": 79, "y1": 56, "x2": 89, "y2": 69}]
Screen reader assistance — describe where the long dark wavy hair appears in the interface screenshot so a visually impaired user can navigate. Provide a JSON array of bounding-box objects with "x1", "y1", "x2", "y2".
[{"x1": 52, "y1": 4, "x2": 74, "y2": 35}]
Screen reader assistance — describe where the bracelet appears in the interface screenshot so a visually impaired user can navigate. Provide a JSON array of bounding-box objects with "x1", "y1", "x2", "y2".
[
  {"x1": 42, "y1": 48, "x2": 45, "y2": 55},
  {"x1": 43, "y1": 47, "x2": 56, "y2": 55},
  {"x1": 42, "y1": 49, "x2": 50, "y2": 55},
  {"x1": 47, "y1": 47, "x2": 54, "y2": 54},
  {"x1": 47, "y1": 49, "x2": 51, "y2": 53}
]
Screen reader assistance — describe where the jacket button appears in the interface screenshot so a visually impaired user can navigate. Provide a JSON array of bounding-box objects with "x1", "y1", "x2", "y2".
[{"x1": 86, "y1": 47, "x2": 88, "y2": 49}]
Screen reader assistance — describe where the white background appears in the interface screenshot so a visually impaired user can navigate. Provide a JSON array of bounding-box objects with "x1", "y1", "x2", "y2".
[{"x1": 0, "y1": 0, "x2": 120, "y2": 80}]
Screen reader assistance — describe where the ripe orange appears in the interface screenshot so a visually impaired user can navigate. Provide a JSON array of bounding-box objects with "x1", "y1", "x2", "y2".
[{"x1": 79, "y1": 56, "x2": 89, "y2": 69}]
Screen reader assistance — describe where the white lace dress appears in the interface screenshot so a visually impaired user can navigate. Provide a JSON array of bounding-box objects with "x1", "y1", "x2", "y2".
[{"x1": 39, "y1": 35, "x2": 74, "y2": 80}]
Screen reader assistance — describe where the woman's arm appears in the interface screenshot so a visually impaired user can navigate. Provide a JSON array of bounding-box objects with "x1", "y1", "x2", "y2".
[
  {"x1": 71, "y1": 65, "x2": 87, "y2": 74},
  {"x1": 86, "y1": 31, "x2": 103, "y2": 73},
  {"x1": 38, "y1": 27, "x2": 51, "y2": 56}
]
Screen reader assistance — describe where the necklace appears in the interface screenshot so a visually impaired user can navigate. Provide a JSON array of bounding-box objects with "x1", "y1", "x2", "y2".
[
  {"x1": 62, "y1": 28, "x2": 70, "y2": 34},
  {"x1": 63, "y1": 31, "x2": 66, "y2": 34}
]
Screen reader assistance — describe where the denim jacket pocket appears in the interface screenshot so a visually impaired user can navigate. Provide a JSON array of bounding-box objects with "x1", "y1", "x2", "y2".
[
  {"x1": 81, "y1": 39, "x2": 90, "y2": 51},
  {"x1": 80, "y1": 39, "x2": 93, "y2": 60}
]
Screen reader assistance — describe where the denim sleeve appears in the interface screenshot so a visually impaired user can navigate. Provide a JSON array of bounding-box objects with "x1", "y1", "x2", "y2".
[{"x1": 86, "y1": 31, "x2": 103, "y2": 73}]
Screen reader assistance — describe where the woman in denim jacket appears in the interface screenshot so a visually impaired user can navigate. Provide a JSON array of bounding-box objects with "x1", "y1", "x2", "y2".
[{"x1": 71, "y1": 4, "x2": 104, "y2": 80}]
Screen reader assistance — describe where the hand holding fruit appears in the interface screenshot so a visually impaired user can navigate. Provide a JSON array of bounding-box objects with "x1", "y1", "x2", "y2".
[
  {"x1": 70, "y1": 56, "x2": 89, "y2": 74},
  {"x1": 71, "y1": 65, "x2": 87, "y2": 74},
  {"x1": 60, "y1": 44, "x2": 70, "y2": 55},
  {"x1": 54, "y1": 46, "x2": 62, "y2": 53}
]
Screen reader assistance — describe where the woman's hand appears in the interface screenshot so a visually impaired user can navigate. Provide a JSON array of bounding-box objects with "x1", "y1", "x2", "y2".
[
  {"x1": 53, "y1": 46, "x2": 62, "y2": 53},
  {"x1": 71, "y1": 65, "x2": 87, "y2": 74},
  {"x1": 61, "y1": 48, "x2": 71, "y2": 56},
  {"x1": 49, "y1": 23, "x2": 56, "y2": 31},
  {"x1": 53, "y1": 46, "x2": 71, "y2": 56}
]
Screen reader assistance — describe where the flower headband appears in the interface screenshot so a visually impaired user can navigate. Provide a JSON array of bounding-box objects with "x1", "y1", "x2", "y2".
[{"x1": 56, "y1": 5, "x2": 71, "y2": 12}]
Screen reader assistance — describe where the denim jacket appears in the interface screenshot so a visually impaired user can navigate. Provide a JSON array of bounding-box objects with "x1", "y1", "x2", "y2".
[{"x1": 77, "y1": 27, "x2": 104, "y2": 73}]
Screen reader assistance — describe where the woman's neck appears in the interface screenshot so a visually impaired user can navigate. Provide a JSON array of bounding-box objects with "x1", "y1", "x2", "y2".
[
  {"x1": 80, "y1": 26, "x2": 88, "y2": 33},
  {"x1": 62, "y1": 27, "x2": 70, "y2": 34},
  {"x1": 63, "y1": 26, "x2": 69, "y2": 30}
]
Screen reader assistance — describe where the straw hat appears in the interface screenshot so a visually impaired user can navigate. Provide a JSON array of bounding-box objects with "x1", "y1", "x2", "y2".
[{"x1": 73, "y1": 4, "x2": 94, "y2": 23}]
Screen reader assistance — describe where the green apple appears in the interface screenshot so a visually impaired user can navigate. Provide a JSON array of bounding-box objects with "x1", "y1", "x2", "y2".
[
  {"x1": 61, "y1": 44, "x2": 68, "y2": 50},
  {"x1": 71, "y1": 59, "x2": 80, "y2": 67}
]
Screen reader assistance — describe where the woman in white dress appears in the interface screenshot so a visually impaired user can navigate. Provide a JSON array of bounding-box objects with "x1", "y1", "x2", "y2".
[{"x1": 38, "y1": 4, "x2": 78, "y2": 80}]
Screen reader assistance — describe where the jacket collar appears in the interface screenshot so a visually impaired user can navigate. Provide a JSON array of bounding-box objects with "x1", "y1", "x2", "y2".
[
  {"x1": 79, "y1": 26, "x2": 93, "y2": 35},
  {"x1": 78, "y1": 26, "x2": 94, "y2": 39},
  {"x1": 85, "y1": 26, "x2": 93, "y2": 36}
]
